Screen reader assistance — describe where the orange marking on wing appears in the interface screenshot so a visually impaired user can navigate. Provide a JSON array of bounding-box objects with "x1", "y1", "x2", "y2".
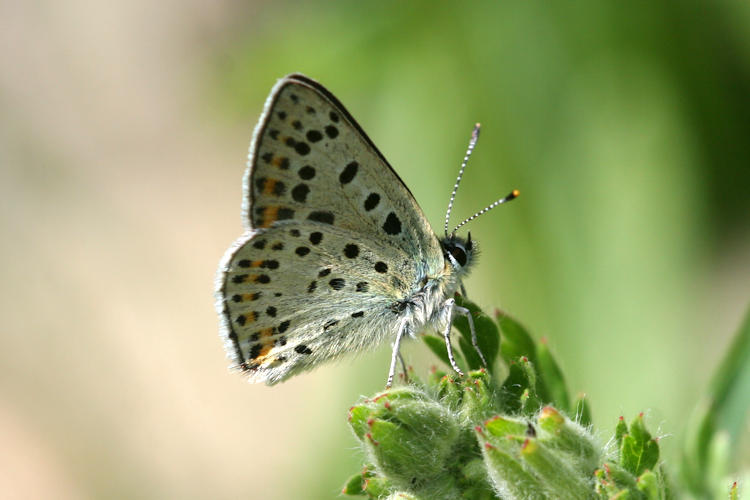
[
  {"x1": 262, "y1": 179, "x2": 278, "y2": 195},
  {"x1": 242, "y1": 292, "x2": 260, "y2": 301},
  {"x1": 259, "y1": 206, "x2": 279, "y2": 228},
  {"x1": 257, "y1": 341, "x2": 274, "y2": 360},
  {"x1": 271, "y1": 156, "x2": 289, "y2": 168}
]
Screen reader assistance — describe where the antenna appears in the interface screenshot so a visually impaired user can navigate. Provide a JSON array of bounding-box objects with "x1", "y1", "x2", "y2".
[
  {"x1": 444, "y1": 123, "x2": 481, "y2": 237},
  {"x1": 450, "y1": 189, "x2": 519, "y2": 236}
]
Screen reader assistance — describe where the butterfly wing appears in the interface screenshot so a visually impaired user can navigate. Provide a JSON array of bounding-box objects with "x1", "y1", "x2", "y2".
[
  {"x1": 218, "y1": 222, "x2": 419, "y2": 384},
  {"x1": 242, "y1": 74, "x2": 441, "y2": 261},
  {"x1": 216, "y1": 74, "x2": 444, "y2": 384}
]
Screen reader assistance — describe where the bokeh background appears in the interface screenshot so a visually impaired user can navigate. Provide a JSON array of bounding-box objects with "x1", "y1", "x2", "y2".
[{"x1": 2, "y1": 1, "x2": 749, "y2": 499}]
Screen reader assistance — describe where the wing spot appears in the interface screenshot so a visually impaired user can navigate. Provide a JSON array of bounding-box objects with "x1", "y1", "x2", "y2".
[
  {"x1": 295, "y1": 141, "x2": 311, "y2": 156},
  {"x1": 323, "y1": 319, "x2": 339, "y2": 331},
  {"x1": 307, "y1": 211, "x2": 335, "y2": 225},
  {"x1": 290, "y1": 94, "x2": 299, "y2": 103},
  {"x1": 298, "y1": 165, "x2": 316, "y2": 179},
  {"x1": 344, "y1": 244, "x2": 359, "y2": 259},
  {"x1": 269, "y1": 129, "x2": 279, "y2": 140},
  {"x1": 364, "y1": 193, "x2": 380, "y2": 211},
  {"x1": 261, "y1": 152, "x2": 273, "y2": 164},
  {"x1": 329, "y1": 278, "x2": 345, "y2": 290},
  {"x1": 291, "y1": 183, "x2": 310, "y2": 203},
  {"x1": 252, "y1": 239, "x2": 267, "y2": 249},
  {"x1": 307, "y1": 280, "x2": 317, "y2": 293},
  {"x1": 266, "y1": 306, "x2": 277, "y2": 317},
  {"x1": 272, "y1": 156, "x2": 290, "y2": 170},
  {"x1": 305, "y1": 106, "x2": 315, "y2": 114},
  {"x1": 255, "y1": 177, "x2": 286, "y2": 196},
  {"x1": 291, "y1": 120, "x2": 302, "y2": 130},
  {"x1": 383, "y1": 212, "x2": 402, "y2": 235},
  {"x1": 255, "y1": 206, "x2": 295, "y2": 227},
  {"x1": 295, "y1": 246, "x2": 310, "y2": 257},
  {"x1": 375, "y1": 261, "x2": 388, "y2": 273},
  {"x1": 325, "y1": 125, "x2": 339, "y2": 139},
  {"x1": 318, "y1": 268, "x2": 331, "y2": 277},
  {"x1": 339, "y1": 161, "x2": 359, "y2": 184},
  {"x1": 277, "y1": 111, "x2": 287, "y2": 120},
  {"x1": 271, "y1": 242, "x2": 284, "y2": 251},
  {"x1": 309, "y1": 232, "x2": 323, "y2": 245},
  {"x1": 278, "y1": 320, "x2": 291, "y2": 333},
  {"x1": 231, "y1": 274, "x2": 247, "y2": 284},
  {"x1": 356, "y1": 282, "x2": 369, "y2": 292},
  {"x1": 351, "y1": 311, "x2": 364, "y2": 318},
  {"x1": 253, "y1": 274, "x2": 271, "y2": 284},
  {"x1": 306, "y1": 130, "x2": 323, "y2": 143},
  {"x1": 329, "y1": 111, "x2": 339, "y2": 123},
  {"x1": 295, "y1": 344, "x2": 312, "y2": 355}
]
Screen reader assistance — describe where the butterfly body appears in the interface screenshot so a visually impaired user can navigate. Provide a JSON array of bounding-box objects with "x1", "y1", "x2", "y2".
[{"x1": 216, "y1": 74, "x2": 488, "y2": 386}]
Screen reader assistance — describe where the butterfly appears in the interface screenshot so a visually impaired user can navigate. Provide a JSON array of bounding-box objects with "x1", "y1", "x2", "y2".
[{"x1": 215, "y1": 74, "x2": 518, "y2": 388}]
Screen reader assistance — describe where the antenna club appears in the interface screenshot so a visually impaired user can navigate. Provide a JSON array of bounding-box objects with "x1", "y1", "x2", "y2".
[{"x1": 511, "y1": 189, "x2": 520, "y2": 198}]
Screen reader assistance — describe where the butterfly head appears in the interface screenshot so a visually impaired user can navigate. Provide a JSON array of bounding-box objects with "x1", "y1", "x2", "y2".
[{"x1": 441, "y1": 232, "x2": 476, "y2": 277}]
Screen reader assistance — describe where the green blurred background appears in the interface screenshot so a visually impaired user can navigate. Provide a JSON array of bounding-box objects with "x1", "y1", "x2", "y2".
[{"x1": 1, "y1": 1, "x2": 748, "y2": 499}]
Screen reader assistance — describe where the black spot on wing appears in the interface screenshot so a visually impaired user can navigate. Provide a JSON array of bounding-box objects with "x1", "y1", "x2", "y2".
[
  {"x1": 329, "y1": 278, "x2": 345, "y2": 290},
  {"x1": 298, "y1": 165, "x2": 315, "y2": 180},
  {"x1": 306, "y1": 130, "x2": 323, "y2": 143},
  {"x1": 307, "y1": 211, "x2": 334, "y2": 224},
  {"x1": 364, "y1": 193, "x2": 380, "y2": 211},
  {"x1": 339, "y1": 161, "x2": 358, "y2": 184},
  {"x1": 325, "y1": 125, "x2": 339, "y2": 138},
  {"x1": 383, "y1": 212, "x2": 402, "y2": 235},
  {"x1": 292, "y1": 183, "x2": 310, "y2": 203},
  {"x1": 295, "y1": 344, "x2": 312, "y2": 355},
  {"x1": 343, "y1": 244, "x2": 359, "y2": 258}
]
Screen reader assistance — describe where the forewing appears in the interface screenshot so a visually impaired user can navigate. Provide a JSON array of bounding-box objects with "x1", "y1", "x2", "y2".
[
  {"x1": 217, "y1": 222, "x2": 416, "y2": 385},
  {"x1": 242, "y1": 74, "x2": 442, "y2": 270}
]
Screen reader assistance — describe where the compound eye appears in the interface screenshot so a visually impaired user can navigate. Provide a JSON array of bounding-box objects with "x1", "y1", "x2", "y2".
[{"x1": 450, "y1": 246, "x2": 467, "y2": 267}]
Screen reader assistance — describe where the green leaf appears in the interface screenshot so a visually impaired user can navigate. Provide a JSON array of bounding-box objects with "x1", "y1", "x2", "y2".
[
  {"x1": 480, "y1": 442, "x2": 547, "y2": 500},
  {"x1": 615, "y1": 416, "x2": 628, "y2": 449},
  {"x1": 573, "y1": 394, "x2": 592, "y2": 427},
  {"x1": 536, "y1": 339, "x2": 570, "y2": 412},
  {"x1": 453, "y1": 295, "x2": 501, "y2": 372},
  {"x1": 621, "y1": 414, "x2": 659, "y2": 476},
  {"x1": 422, "y1": 335, "x2": 452, "y2": 368},
  {"x1": 496, "y1": 309, "x2": 537, "y2": 365},
  {"x1": 342, "y1": 471, "x2": 367, "y2": 496},
  {"x1": 519, "y1": 438, "x2": 592, "y2": 499},
  {"x1": 499, "y1": 358, "x2": 537, "y2": 414},
  {"x1": 636, "y1": 469, "x2": 659, "y2": 499},
  {"x1": 707, "y1": 306, "x2": 750, "y2": 443},
  {"x1": 681, "y1": 305, "x2": 750, "y2": 498}
]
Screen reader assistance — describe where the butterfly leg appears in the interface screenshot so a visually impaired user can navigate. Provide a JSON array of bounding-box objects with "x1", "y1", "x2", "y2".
[
  {"x1": 453, "y1": 304, "x2": 488, "y2": 368},
  {"x1": 441, "y1": 299, "x2": 465, "y2": 377},
  {"x1": 397, "y1": 351, "x2": 409, "y2": 384},
  {"x1": 386, "y1": 322, "x2": 409, "y2": 388}
]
